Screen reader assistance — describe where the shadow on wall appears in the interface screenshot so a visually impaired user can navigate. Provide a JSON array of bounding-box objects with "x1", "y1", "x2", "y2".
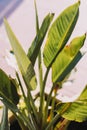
[{"x1": 0, "y1": 0, "x2": 23, "y2": 25}]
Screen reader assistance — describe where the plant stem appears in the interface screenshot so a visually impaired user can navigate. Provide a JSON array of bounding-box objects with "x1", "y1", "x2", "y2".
[
  {"x1": 45, "y1": 85, "x2": 54, "y2": 122},
  {"x1": 14, "y1": 103, "x2": 36, "y2": 130},
  {"x1": 16, "y1": 111, "x2": 34, "y2": 130},
  {"x1": 49, "y1": 88, "x2": 57, "y2": 130},
  {"x1": 54, "y1": 119, "x2": 70, "y2": 130},
  {"x1": 1, "y1": 105, "x2": 9, "y2": 130},
  {"x1": 44, "y1": 83, "x2": 60, "y2": 128},
  {"x1": 27, "y1": 88, "x2": 39, "y2": 124},
  {"x1": 47, "y1": 103, "x2": 71, "y2": 130},
  {"x1": 16, "y1": 72, "x2": 26, "y2": 101},
  {"x1": 38, "y1": 51, "x2": 43, "y2": 95},
  {"x1": 34, "y1": 0, "x2": 39, "y2": 33},
  {"x1": 28, "y1": 114, "x2": 39, "y2": 130},
  {"x1": 39, "y1": 67, "x2": 50, "y2": 126},
  {"x1": 16, "y1": 72, "x2": 33, "y2": 118},
  {"x1": 45, "y1": 114, "x2": 61, "y2": 130},
  {"x1": 34, "y1": 0, "x2": 43, "y2": 94}
]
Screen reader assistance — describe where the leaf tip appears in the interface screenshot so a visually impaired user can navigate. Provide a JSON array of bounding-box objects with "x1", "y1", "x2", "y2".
[
  {"x1": 85, "y1": 32, "x2": 87, "y2": 37},
  {"x1": 3, "y1": 17, "x2": 9, "y2": 28},
  {"x1": 78, "y1": 0, "x2": 81, "y2": 5},
  {"x1": 51, "y1": 13, "x2": 55, "y2": 17},
  {"x1": 3, "y1": 17, "x2": 6, "y2": 24}
]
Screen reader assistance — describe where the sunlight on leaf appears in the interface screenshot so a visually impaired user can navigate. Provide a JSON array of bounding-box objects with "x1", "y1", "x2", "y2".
[
  {"x1": 4, "y1": 19, "x2": 37, "y2": 90},
  {"x1": 52, "y1": 34, "x2": 86, "y2": 83},
  {"x1": 43, "y1": 2, "x2": 80, "y2": 67}
]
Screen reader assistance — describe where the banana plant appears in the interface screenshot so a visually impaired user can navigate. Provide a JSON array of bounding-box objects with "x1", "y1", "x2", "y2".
[{"x1": 0, "y1": 1, "x2": 87, "y2": 130}]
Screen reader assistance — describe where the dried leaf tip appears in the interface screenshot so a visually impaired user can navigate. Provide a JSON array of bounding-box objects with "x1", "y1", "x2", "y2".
[
  {"x1": 78, "y1": 0, "x2": 81, "y2": 5},
  {"x1": 51, "y1": 13, "x2": 55, "y2": 16},
  {"x1": 85, "y1": 32, "x2": 87, "y2": 37},
  {"x1": 49, "y1": 12, "x2": 55, "y2": 17}
]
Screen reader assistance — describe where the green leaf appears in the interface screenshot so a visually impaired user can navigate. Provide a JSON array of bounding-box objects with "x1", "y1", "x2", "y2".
[
  {"x1": 0, "y1": 69, "x2": 11, "y2": 99},
  {"x1": 0, "y1": 91, "x2": 27, "y2": 126},
  {"x1": 0, "y1": 69, "x2": 19, "y2": 105},
  {"x1": 43, "y1": 2, "x2": 80, "y2": 67},
  {"x1": 0, "y1": 106, "x2": 10, "y2": 130},
  {"x1": 10, "y1": 78, "x2": 19, "y2": 105},
  {"x1": 78, "y1": 86, "x2": 87, "y2": 101},
  {"x1": 0, "y1": 91, "x2": 19, "y2": 115},
  {"x1": 34, "y1": 0, "x2": 39, "y2": 32},
  {"x1": 27, "y1": 13, "x2": 54, "y2": 65},
  {"x1": 52, "y1": 34, "x2": 86, "y2": 83},
  {"x1": 62, "y1": 102, "x2": 87, "y2": 122},
  {"x1": 4, "y1": 18, "x2": 37, "y2": 90},
  {"x1": 0, "y1": 70, "x2": 22, "y2": 128},
  {"x1": 0, "y1": 95, "x2": 31, "y2": 130},
  {"x1": 56, "y1": 86, "x2": 87, "y2": 122},
  {"x1": 0, "y1": 67, "x2": 44, "y2": 129},
  {"x1": 0, "y1": 91, "x2": 30, "y2": 130}
]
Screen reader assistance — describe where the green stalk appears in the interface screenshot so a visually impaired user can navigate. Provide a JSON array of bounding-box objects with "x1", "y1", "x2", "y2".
[
  {"x1": 45, "y1": 85, "x2": 54, "y2": 123},
  {"x1": 2, "y1": 99, "x2": 27, "y2": 129},
  {"x1": 2, "y1": 97, "x2": 32, "y2": 130},
  {"x1": 45, "y1": 114, "x2": 61, "y2": 130},
  {"x1": 17, "y1": 70, "x2": 39, "y2": 127},
  {"x1": 16, "y1": 104, "x2": 38, "y2": 130},
  {"x1": 44, "y1": 83, "x2": 60, "y2": 127},
  {"x1": 28, "y1": 114, "x2": 39, "y2": 130},
  {"x1": 34, "y1": 0, "x2": 39, "y2": 32},
  {"x1": 38, "y1": 51, "x2": 43, "y2": 95},
  {"x1": 39, "y1": 68, "x2": 50, "y2": 126},
  {"x1": 45, "y1": 103, "x2": 71, "y2": 130},
  {"x1": 49, "y1": 89, "x2": 57, "y2": 130},
  {"x1": 34, "y1": 0, "x2": 43, "y2": 94},
  {"x1": 16, "y1": 111, "x2": 34, "y2": 130},
  {"x1": 27, "y1": 88, "x2": 39, "y2": 124},
  {"x1": 16, "y1": 72, "x2": 33, "y2": 118},
  {"x1": 16, "y1": 72, "x2": 26, "y2": 101},
  {"x1": 27, "y1": 95, "x2": 39, "y2": 130},
  {"x1": 16, "y1": 102, "x2": 38, "y2": 130},
  {"x1": 0, "y1": 105, "x2": 9, "y2": 130},
  {"x1": 21, "y1": 1, "x2": 40, "y2": 126}
]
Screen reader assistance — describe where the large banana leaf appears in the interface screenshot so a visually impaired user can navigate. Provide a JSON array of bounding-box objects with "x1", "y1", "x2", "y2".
[
  {"x1": 43, "y1": 2, "x2": 80, "y2": 67},
  {"x1": 0, "y1": 69, "x2": 19, "y2": 104},
  {"x1": 57, "y1": 86, "x2": 87, "y2": 122},
  {"x1": 52, "y1": 34, "x2": 86, "y2": 83},
  {"x1": 4, "y1": 19, "x2": 37, "y2": 90},
  {"x1": 27, "y1": 13, "x2": 54, "y2": 65}
]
